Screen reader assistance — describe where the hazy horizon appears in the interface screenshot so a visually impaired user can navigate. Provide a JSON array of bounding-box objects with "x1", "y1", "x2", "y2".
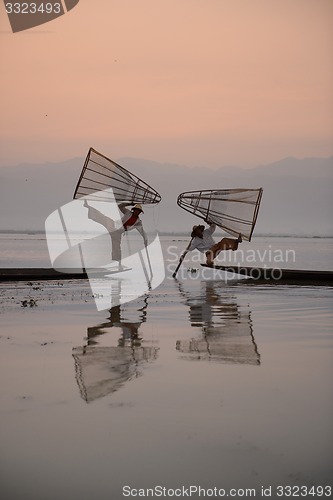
[
  {"x1": 1, "y1": 155, "x2": 332, "y2": 236},
  {"x1": 0, "y1": 152, "x2": 332, "y2": 171}
]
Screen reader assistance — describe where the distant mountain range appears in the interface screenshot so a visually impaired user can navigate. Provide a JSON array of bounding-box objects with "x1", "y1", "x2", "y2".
[{"x1": 1, "y1": 155, "x2": 332, "y2": 236}]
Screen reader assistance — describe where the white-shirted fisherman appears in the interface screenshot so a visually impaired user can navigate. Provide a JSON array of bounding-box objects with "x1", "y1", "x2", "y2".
[{"x1": 185, "y1": 221, "x2": 242, "y2": 265}]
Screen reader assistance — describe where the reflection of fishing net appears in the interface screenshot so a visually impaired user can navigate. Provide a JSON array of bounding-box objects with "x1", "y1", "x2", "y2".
[
  {"x1": 176, "y1": 321, "x2": 260, "y2": 365},
  {"x1": 177, "y1": 188, "x2": 263, "y2": 241},
  {"x1": 73, "y1": 345, "x2": 158, "y2": 403},
  {"x1": 73, "y1": 148, "x2": 161, "y2": 204}
]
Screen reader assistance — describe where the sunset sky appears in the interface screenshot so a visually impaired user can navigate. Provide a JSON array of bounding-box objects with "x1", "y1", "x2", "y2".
[{"x1": 0, "y1": 0, "x2": 332, "y2": 168}]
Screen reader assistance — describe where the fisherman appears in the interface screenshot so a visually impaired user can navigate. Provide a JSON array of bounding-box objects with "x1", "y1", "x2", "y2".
[
  {"x1": 84, "y1": 201, "x2": 148, "y2": 262},
  {"x1": 184, "y1": 221, "x2": 242, "y2": 266}
]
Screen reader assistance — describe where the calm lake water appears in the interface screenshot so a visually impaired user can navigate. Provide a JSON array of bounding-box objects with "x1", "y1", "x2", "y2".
[
  {"x1": 0, "y1": 234, "x2": 332, "y2": 499},
  {"x1": 0, "y1": 233, "x2": 333, "y2": 270}
]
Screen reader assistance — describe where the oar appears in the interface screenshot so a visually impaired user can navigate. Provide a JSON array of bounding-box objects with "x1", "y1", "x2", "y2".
[
  {"x1": 145, "y1": 245, "x2": 153, "y2": 282},
  {"x1": 172, "y1": 239, "x2": 193, "y2": 278}
]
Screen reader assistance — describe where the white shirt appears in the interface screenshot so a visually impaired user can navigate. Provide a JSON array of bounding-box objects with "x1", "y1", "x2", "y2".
[{"x1": 188, "y1": 224, "x2": 216, "y2": 253}]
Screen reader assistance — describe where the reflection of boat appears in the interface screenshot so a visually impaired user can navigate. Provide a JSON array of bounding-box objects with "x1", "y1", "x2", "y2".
[
  {"x1": 72, "y1": 288, "x2": 158, "y2": 403},
  {"x1": 175, "y1": 280, "x2": 260, "y2": 365}
]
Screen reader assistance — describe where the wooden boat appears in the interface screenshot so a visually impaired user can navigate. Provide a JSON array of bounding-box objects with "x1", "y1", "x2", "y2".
[
  {"x1": 0, "y1": 267, "x2": 131, "y2": 282},
  {"x1": 200, "y1": 264, "x2": 333, "y2": 285},
  {"x1": 0, "y1": 268, "x2": 87, "y2": 282},
  {"x1": 1, "y1": 266, "x2": 332, "y2": 285}
]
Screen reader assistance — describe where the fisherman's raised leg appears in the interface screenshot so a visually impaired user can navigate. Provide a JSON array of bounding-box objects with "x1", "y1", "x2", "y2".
[
  {"x1": 84, "y1": 202, "x2": 116, "y2": 232},
  {"x1": 205, "y1": 234, "x2": 242, "y2": 265}
]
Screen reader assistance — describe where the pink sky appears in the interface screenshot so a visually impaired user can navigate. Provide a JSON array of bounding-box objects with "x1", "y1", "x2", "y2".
[{"x1": 0, "y1": 0, "x2": 332, "y2": 168}]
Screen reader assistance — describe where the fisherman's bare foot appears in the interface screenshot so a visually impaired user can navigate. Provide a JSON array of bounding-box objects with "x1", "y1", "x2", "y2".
[
  {"x1": 83, "y1": 200, "x2": 89, "y2": 208},
  {"x1": 117, "y1": 262, "x2": 128, "y2": 271},
  {"x1": 205, "y1": 251, "x2": 214, "y2": 266},
  {"x1": 237, "y1": 233, "x2": 242, "y2": 243}
]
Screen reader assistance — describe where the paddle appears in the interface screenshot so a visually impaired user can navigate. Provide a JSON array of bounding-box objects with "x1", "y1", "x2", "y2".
[{"x1": 172, "y1": 238, "x2": 193, "y2": 278}]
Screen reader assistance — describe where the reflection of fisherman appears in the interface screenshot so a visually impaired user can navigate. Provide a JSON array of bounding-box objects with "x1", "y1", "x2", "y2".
[
  {"x1": 184, "y1": 221, "x2": 242, "y2": 266},
  {"x1": 87, "y1": 303, "x2": 144, "y2": 348},
  {"x1": 72, "y1": 294, "x2": 158, "y2": 402},
  {"x1": 87, "y1": 288, "x2": 149, "y2": 348},
  {"x1": 84, "y1": 201, "x2": 148, "y2": 262},
  {"x1": 175, "y1": 280, "x2": 260, "y2": 365}
]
